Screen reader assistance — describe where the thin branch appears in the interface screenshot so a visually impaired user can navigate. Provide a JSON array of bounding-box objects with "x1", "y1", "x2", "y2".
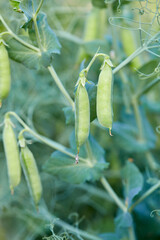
[
  {"x1": 101, "y1": 177, "x2": 127, "y2": 212},
  {"x1": 48, "y1": 65, "x2": 75, "y2": 109},
  {"x1": 129, "y1": 181, "x2": 160, "y2": 212},
  {"x1": 0, "y1": 15, "x2": 40, "y2": 53}
]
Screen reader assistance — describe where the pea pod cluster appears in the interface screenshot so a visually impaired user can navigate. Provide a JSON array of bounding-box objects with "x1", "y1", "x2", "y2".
[
  {"x1": 0, "y1": 40, "x2": 11, "y2": 106},
  {"x1": 75, "y1": 74, "x2": 90, "y2": 162},
  {"x1": 3, "y1": 116, "x2": 21, "y2": 193},
  {"x1": 20, "y1": 139, "x2": 42, "y2": 206},
  {"x1": 97, "y1": 58, "x2": 114, "y2": 135}
]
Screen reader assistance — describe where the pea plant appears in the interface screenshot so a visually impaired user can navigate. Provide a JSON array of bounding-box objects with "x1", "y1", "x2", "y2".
[{"x1": 0, "y1": 0, "x2": 160, "y2": 239}]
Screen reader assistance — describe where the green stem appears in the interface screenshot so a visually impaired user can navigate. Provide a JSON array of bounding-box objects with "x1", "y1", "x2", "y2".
[
  {"x1": 132, "y1": 98, "x2": 144, "y2": 141},
  {"x1": 32, "y1": 11, "x2": 74, "y2": 109},
  {"x1": 32, "y1": 10, "x2": 43, "y2": 51},
  {"x1": 48, "y1": 65, "x2": 75, "y2": 109},
  {"x1": 35, "y1": 0, "x2": 44, "y2": 17},
  {"x1": 55, "y1": 30, "x2": 84, "y2": 45},
  {"x1": 55, "y1": 218, "x2": 102, "y2": 240},
  {"x1": 136, "y1": 77, "x2": 160, "y2": 98},
  {"x1": 76, "y1": 183, "x2": 113, "y2": 202},
  {"x1": 129, "y1": 181, "x2": 160, "y2": 212},
  {"x1": 128, "y1": 226, "x2": 136, "y2": 240},
  {"x1": 101, "y1": 177, "x2": 127, "y2": 212},
  {"x1": 6, "y1": 111, "x2": 86, "y2": 162},
  {"x1": 145, "y1": 151, "x2": 158, "y2": 171},
  {"x1": 0, "y1": 15, "x2": 40, "y2": 53},
  {"x1": 113, "y1": 47, "x2": 145, "y2": 74},
  {"x1": 85, "y1": 52, "x2": 106, "y2": 73}
]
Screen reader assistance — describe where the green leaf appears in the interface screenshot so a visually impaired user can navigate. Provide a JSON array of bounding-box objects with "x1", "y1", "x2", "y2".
[
  {"x1": 99, "y1": 233, "x2": 119, "y2": 240},
  {"x1": 43, "y1": 135, "x2": 109, "y2": 184},
  {"x1": 63, "y1": 106, "x2": 75, "y2": 125},
  {"x1": 121, "y1": 161, "x2": 143, "y2": 206},
  {"x1": 19, "y1": 0, "x2": 33, "y2": 18},
  {"x1": 7, "y1": 37, "x2": 41, "y2": 69},
  {"x1": 115, "y1": 212, "x2": 133, "y2": 239},
  {"x1": 92, "y1": 0, "x2": 107, "y2": 9},
  {"x1": 37, "y1": 13, "x2": 61, "y2": 56},
  {"x1": 112, "y1": 110, "x2": 156, "y2": 153},
  {"x1": 10, "y1": 0, "x2": 22, "y2": 12},
  {"x1": 20, "y1": 0, "x2": 39, "y2": 18}
]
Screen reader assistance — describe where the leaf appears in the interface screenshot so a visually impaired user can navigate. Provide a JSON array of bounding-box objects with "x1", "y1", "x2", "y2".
[
  {"x1": 20, "y1": 0, "x2": 39, "y2": 18},
  {"x1": 63, "y1": 106, "x2": 75, "y2": 125},
  {"x1": 99, "y1": 233, "x2": 119, "y2": 240},
  {"x1": 92, "y1": 0, "x2": 107, "y2": 9},
  {"x1": 37, "y1": 13, "x2": 61, "y2": 56},
  {"x1": 43, "y1": 135, "x2": 109, "y2": 184},
  {"x1": 115, "y1": 212, "x2": 133, "y2": 239},
  {"x1": 7, "y1": 37, "x2": 41, "y2": 69},
  {"x1": 112, "y1": 109, "x2": 156, "y2": 153},
  {"x1": 10, "y1": 0, "x2": 22, "y2": 12},
  {"x1": 19, "y1": 0, "x2": 33, "y2": 18},
  {"x1": 121, "y1": 161, "x2": 143, "y2": 206}
]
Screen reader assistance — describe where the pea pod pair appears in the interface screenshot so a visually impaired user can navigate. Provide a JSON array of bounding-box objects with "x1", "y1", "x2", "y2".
[
  {"x1": 97, "y1": 58, "x2": 114, "y2": 135},
  {"x1": 0, "y1": 40, "x2": 11, "y2": 106},
  {"x1": 3, "y1": 116, "x2": 42, "y2": 205}
]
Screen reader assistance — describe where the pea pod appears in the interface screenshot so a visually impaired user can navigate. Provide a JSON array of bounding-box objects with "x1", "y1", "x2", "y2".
[
  {"x1": 75, "y1": 77, "x2": 90, "y2": 161},
  {"x1": 97, "y1": 59, "x2": 113, "y2": 135},
  {"x1": 20, "y1": 142, "x2": 42, "y2": 206},
  {"x1": 121, "y1": 29, "x2": 141, "y2": 69},
  {"x1": 0, "y1": 41, "x2": 11, "y2": 105},
  {"x1": 3, "y1": 116, "x2": 21, "y2": 193},
  {"x1": 77, "y1": 7, "x2": 106, "y2": 64}
]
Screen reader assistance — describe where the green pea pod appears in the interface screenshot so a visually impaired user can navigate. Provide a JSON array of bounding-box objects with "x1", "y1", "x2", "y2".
[
  {"x1": 0, "y1": 41, "x2": 11, "y2": 106},
  {"x1": 77, "y1": 7, "x2": 106, "y2": 64},
  {"x1": 3, "y1": 116, "x2": 21, "y2": 193},
  {"x1": 75, "y1": 80, "x2": 90, "y2": 158},
  {"x1": 97, "y1": 60, "x2": 113, "y2": 135},
  {"x1": 121, "y1": 29, "x2": 141, "y2": 69},
  {"x1": 20, "y1": 144, "x2": 42, "y2": 206}
]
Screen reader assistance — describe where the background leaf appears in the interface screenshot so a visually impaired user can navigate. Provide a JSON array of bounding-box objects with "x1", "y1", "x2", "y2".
[
  {"x1": 121, "y1": 161, "x2": 143, "y2": 206},
  {"x1": 43, "y1": 134, "x2": 109, "y2": 184}
]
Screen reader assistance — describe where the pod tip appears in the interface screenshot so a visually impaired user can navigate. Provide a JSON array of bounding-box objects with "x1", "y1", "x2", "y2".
[
  {"x1": 10, "y1": 187, "x2": 14, "y2": 195},
  {"x1": 109, "y1": 128, "x2": 113, "y2": 136},
  {"x1": 75, "y1": 152, "x2": 79, "y2": 164}
]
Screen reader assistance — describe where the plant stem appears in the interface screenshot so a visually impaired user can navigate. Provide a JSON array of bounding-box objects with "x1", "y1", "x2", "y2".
[
  {"x1": 55, "y1": 218, "x2": 102, "y2": 240},
  {"x1": 132, "y1": 98, "x2": 144, "y2": 141},
  {"x1": 48, "y1": 65, "x2": 75, "y2": 109},
  {"x1": 128, "y1": 226, "x2": 136, "y2": 240},
  {"x1": 136, "y1": 77, "x2": 160, "y2": 98},
  {"x1": 55, "y1": 30, "x2": 84, "y2": 45},
  {"x1": 32, "y1": 10, "x2": 74, "y2": 109},
  {"x1": 129, "y1": 181, "x2": 160, "y2": 212},
  {"x1": 32, "y1": 5, "x2": 44, "y2": 52},
  {"x1": 35, "y1": 0, "x2": 44, "y2": 17},
  {"x1": 84, "y1": 52, "x2": 106, "y2": 73},
  {"x1": 6, "y1": 111, "x2": 86, "y2": 162},
  {"x1": 0, "y1": 15, "x2": 40, "y2": 53},
  {"x1": 113, "y1": 47, "x2": 145, "y2": 74},
  {"x1": 100, "y1": 177, "x2": 127, "y2": 212}
]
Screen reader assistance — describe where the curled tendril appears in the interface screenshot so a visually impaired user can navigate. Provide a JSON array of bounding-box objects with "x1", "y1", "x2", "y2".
[
  {"x1": 156, "y1": 125, "x2": 160, "y2": 134},
  {"x1": 150, "y1": 209, "x2": 160, "y2": 218}
]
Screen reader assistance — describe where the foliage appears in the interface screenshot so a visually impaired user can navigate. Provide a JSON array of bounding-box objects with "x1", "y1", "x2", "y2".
[{"x1": 0, "y1": 0, "x2": 160, "y2": 240}]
